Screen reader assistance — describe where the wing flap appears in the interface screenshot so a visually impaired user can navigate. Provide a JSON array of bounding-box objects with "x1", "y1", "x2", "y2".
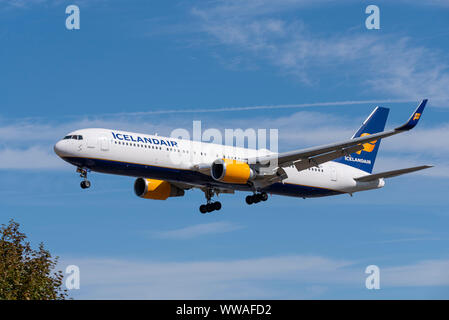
[{"x1": 294, "y1": 144, "x2": 364, "y2": 171}]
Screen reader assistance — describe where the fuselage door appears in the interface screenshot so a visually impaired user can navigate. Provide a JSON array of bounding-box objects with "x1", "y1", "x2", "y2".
[
  {"x1": 330, "y1": 165, "x2": 337, "y2": 182},
  {"x1": 87, "y1": 137, "x2": 96, "y2": 149},
  {"x1": 99, "y1": 137, "x2": 109, "y2": 151}
]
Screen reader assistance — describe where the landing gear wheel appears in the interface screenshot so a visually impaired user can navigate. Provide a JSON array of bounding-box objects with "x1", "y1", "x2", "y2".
[
  {"x1": 199, "y1": 201, "x2": 222, "y2": 214},
  {"x1": 200, "y1": 188, "x2": 223, "y2": 214},
  {"x1": 207, "y1": 203, "x2": 216, "y2": 213},
  {"x1": 80, "y1": 180, "x2": 91, "y2": 189},
  {"x1": 246, "y1": 192, "x2": 268, "y2": 205},
  {"x1": 77, "y1": 167, "x2": 91, "y2": 189},
  {"x1": 213, "y1": 201, "x2": 222, "y2": 211}
]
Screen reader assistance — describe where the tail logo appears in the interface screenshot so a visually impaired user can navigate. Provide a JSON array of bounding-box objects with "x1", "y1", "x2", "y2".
[
  {"x1": 356, "y1": 133, "x2": 378, "y2": 154},
  {"x1": 413, "y1": 113, "x2": 421, "y2": 121}
]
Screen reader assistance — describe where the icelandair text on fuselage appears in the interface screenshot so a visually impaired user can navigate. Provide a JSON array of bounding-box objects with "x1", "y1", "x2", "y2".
[
  {"x1": 176, "y1": 304, "x2": 272, "y2": 317},
  {"x1": 112, "y1": 132, "x2": 178, "y2": 147}
]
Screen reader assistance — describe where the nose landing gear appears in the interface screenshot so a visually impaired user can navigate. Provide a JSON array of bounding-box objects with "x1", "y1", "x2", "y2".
[
  {"x1": 199, "y1": 188, "x2": 222, "y2": 214},
  {"x1": 80, "y1": 180, "x2": 91, "y2": 189},
  {"x1": 77, "y1": 167, "x2": 91, "y2": 189},
  {"x1": 245, "y1": 192, "x2": 268, "y2": 205}
]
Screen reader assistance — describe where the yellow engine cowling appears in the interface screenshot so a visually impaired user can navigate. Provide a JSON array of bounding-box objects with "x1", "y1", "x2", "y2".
[
  {"x1": 134, "y1": 178, "x2": 184, "y2": 200},
  {"x1": 211, "y1": 159, "x2": 255, "y2": 184}
]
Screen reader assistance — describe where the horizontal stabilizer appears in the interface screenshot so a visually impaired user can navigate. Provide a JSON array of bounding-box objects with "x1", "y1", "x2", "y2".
[{"x1": 354, "y1": 165, "x2": 433, "y2": 182}]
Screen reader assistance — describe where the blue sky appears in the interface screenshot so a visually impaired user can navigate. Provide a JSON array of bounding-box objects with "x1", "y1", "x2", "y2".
[{"x1": 1, "y1": 0, "x2": 449, "y2": 299}]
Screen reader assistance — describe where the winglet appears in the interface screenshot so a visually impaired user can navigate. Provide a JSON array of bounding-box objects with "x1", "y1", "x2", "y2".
[{"x1": 395, "y1": 99, "x2": 428, "y2": 131}]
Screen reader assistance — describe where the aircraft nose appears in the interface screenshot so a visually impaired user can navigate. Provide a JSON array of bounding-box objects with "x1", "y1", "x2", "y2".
[
  {"x1": 54, "y1": 140, "x2": 70, "y2": 157},
  {"x1": 54, "y1": 141, "x2": 63, "y2": 156}
]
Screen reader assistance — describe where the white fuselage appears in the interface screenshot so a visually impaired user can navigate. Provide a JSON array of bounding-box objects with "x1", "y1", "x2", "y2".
[{"x1": 54, "y1": 128, "x2": 384, "y2": 198}]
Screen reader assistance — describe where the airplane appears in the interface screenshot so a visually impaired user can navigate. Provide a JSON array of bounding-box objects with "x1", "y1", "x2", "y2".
[{"x1": 54, "y1": 100, "x2": 432, "y2": 214}]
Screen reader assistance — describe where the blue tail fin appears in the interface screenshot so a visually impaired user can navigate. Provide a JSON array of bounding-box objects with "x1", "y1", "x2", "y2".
[{"x1": 334, "y1": 106, "x2": 389, "y2": 173}]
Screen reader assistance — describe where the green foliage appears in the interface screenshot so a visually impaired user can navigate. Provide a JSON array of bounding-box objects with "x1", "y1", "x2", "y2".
[{"x1": 0, "y1": 219, "x2": 68, "y2": 300}]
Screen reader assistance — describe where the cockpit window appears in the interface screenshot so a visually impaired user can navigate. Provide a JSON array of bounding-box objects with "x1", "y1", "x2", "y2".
[{"x1": 63, "y1": 135, "x2": 83, "y2": 140}]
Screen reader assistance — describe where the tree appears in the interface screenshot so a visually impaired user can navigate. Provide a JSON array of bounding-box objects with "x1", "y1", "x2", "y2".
[{"x1": 0, "y1": 219, "x2": 68, "y2": 300}]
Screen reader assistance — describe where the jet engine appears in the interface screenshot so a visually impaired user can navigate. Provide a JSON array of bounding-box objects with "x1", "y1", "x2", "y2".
[
  {"x1": 134, "y1": 178, "x2": 185, "y2": 200},
  {"x1": 211, "y1": 159, "x2": 255, "y2": 184}
]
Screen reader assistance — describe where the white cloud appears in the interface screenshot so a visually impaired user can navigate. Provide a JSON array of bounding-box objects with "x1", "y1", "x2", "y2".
[
  {"x1": 106, "y1": 99, "x2": 412, "y2": 116},
  {"x1": 0, "y1": 0, "x2": 105, "y2": 9},
  {"x1": 366, "y1": 40, "x2": 449, "y2": 106},
  {"x1": 382, "y1": 226, "x2": 433, "y2": 236},
  {"x1": 0, "y1": 117, "x2": 176, "y2": 144},
  {"x1": 192, "y1": 1, "x2": 449, "y2": 105},
  {"x1": 380, "y1": 125, "x2": 449, "y2": 156},
  {"x1": 152, "y1": 221, "x2": 243, "y2": 239},
  {"x1": 406, "y1": 0, "x2": 449, "y2": 7},
  {"x1": 363, "y1": 237, "x2": 444, "y2": 245},
  {"x1": 61, "y1": 255, "x2": 449, "y2": 299},
  {"x1": 382, "y1": 260, "x2": 449, "y2": 287},
  {"x1": 63, "y1": 255, "x2": 353, "y2": 299},
  {"x1": 0, "y1": 146, "x2": 68, "y2": 169},
  {"x1": 0, "y1": 0, "x2": 46, "y2": 8}
]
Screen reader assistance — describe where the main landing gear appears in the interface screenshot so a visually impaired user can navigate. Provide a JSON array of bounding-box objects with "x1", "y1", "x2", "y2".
[
  {"x1": 77, "y1": 167, "x2": 91, "y2": 189},
  {"x1": 246, "y1": 192, "x2": 268, "y2": 205},
  {"x1": 199, "y1": 202, "x2": 222, "y2": 214},
  {"x1": 199, "y1": 188, "x2": 222, "y2": 214}
]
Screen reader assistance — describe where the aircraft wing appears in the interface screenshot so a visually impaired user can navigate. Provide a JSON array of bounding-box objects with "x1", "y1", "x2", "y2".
[
  {"x1": 249, "y1": 99, "x2": 428, "y2": 171},
  {"x1": 354, "y1": 165, "x2": 433, "y2": 182},
  {"x1": 171, "y1": 180, "x2": 235, "y2": 194}
]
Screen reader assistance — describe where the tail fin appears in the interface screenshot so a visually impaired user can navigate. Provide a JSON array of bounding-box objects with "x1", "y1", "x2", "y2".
[{"x1": 334, "y1": 106, "x2": 389, "y2": 173}]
